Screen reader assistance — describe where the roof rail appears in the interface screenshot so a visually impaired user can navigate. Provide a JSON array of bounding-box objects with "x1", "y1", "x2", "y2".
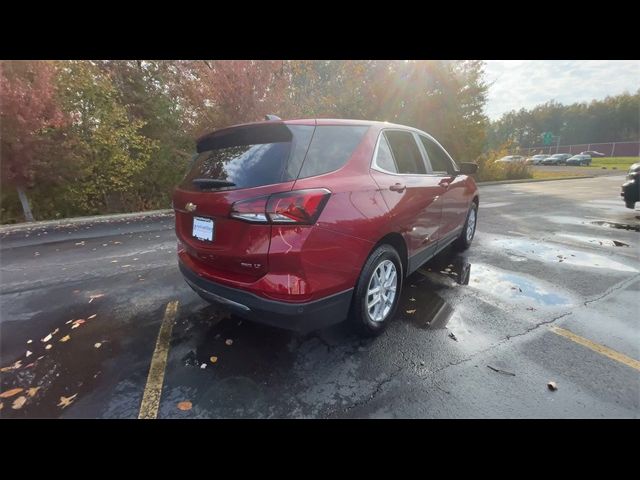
[{"x1": 264, "y1": 114, "x2": 281, "y2": 121}]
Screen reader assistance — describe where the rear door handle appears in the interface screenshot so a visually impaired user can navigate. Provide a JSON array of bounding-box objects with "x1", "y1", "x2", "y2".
[{"x1": 389, "y1": 183, "x2": 406, "y2": 192}]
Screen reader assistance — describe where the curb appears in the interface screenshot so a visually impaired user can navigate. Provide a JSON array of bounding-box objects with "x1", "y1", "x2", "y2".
[
  {"x1": 0, "y1": 209, "x2": 173, "y2": 234},
  {"x1": 478, "y1": 175, "x2": 594, "y2": 186}
]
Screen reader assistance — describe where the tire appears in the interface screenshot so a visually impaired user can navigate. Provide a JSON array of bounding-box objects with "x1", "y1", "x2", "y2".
[
  {"x1": 350, "y1": 244, "x2": 403, "y2": 336},
  {"x1": 454, "y1": 201, "x2": 478, "y2": 251}
]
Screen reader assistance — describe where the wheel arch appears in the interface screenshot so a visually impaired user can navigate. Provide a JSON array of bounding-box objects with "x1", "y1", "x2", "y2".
[{"x1": 371, "y1": 232, "x2": 408, "y2": 278}]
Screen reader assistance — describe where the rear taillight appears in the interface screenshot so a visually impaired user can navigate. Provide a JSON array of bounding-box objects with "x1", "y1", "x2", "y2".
[{"x1": 230, "y1": 189, "x2": 331, "y2": 225}]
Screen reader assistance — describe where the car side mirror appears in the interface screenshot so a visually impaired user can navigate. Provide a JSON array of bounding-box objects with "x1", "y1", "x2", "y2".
[{"x1": 458, "y1": 162, "x2": 478, "y2": 175}]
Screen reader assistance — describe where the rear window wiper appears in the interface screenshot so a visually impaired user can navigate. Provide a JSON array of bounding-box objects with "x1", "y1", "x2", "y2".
[{"x1": 191, "y1": 178, "x2": 236, "y2": 189}]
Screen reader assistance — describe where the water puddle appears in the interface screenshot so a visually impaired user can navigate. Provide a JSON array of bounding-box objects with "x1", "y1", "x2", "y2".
[
  {"x1": 490, "y1": 238, "x2": 638, "y2": 273},
  {"x1": 468, "y1": 264, "x2": 574, "y2": 307}
]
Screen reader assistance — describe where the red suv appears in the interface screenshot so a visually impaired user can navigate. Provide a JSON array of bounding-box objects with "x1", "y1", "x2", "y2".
[{"x1": 174, "y1": 118, "x2": 479, "y2": 335}]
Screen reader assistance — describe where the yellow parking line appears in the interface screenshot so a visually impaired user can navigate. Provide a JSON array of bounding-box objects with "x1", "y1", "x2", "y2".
[
  {"x1": 138, "y1": 300, "x2": 179, "y2": 419},
  {"x1": 551, "y1": 326, "x2": 640, "y2": 372}
]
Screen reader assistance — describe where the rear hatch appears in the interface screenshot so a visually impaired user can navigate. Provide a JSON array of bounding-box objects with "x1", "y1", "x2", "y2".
[{"x1": 174, "y1": 122, "x2": 315, "y2": 281}]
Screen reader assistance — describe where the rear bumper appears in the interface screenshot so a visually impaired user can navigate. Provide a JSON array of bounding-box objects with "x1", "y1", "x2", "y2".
[{"x1": 179, "y1": 260, "x2": 353, "y2": 333}]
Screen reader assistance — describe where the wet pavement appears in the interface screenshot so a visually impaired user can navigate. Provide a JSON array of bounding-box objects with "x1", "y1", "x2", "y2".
[{"x1": 1, "y1": 175, "x2": 638, "y2": 418}]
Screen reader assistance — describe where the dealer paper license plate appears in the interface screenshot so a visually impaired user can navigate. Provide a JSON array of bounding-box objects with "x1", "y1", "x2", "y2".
[{"x1": 192, "y1": 216, "x2": 214, "y2": 242}]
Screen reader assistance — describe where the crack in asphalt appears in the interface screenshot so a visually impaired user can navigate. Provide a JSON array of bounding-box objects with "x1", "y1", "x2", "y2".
[
  {"x1": 348, "y1": 272, "x2": 640, "y2": 410},
  {"x1": 337, "y1": 363, "x2": 404, "y2": 417}
]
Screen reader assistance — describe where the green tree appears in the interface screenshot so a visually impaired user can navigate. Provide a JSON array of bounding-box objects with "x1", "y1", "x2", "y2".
[{"x1": 55, "y1": 61, "x2": 157, "y2": 215}]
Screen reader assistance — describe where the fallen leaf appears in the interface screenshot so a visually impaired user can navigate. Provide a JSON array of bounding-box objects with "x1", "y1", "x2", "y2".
[
  {"x1": 111, "y1": 260, "x2": 118, "y2": 263},
  {"x1": 57, "y1": 393, "x2": 78, "y2": 409},
  {"x1": 26, "y1": 339, "x2": 33, "y2": 344},
  {"x1": 200, "y1": 363, "x2": 207, "y2": 369},
  {"x1": 409, "y1": 297, "x2": 416, "y2": 302},
  {"x1": 0, "y1": 360, "x2": 23, "y2": 372},
  {"x1": 406, "y1": 309, "x2": 417, "y2": 314},
  {"x1": 41, "y1": 333, "x2": 52, "y2": 343},
  {"x1": 0, "y1": 388, "x2": 24, "y2": 399},
  {"x1": 448, "y1": 332, "x2": 458, "y2": 341},
  {"x1": 225, "y1": 339, "x2": 233, "y2": 346},
  {"x1": 71, "y1": 319, "x2": 85, "y2": 329},
  {"x1": 75, "y1": 241, "x2": 85, "y2": 246},
  {"x1": 60, "y1": 335, "x2": 71, "y2": 342},
  {"x1": 24, "y1": 363, "x2": 36, "y2": 369},
  {"x1": 52, "y1": 328, "x2": 59, "y2": 335},
  {"x1": 210, "y1": 356, "x2": 218, "y2": 364},
  {"x1": 121, "y1": 265, "x2": 132, "y2": 268},
  {"x1": 547, "y1": 381, "x2": 558, "y2": 391},
  {"x1": 27, "y1": 387, "x2": 40, "y2": 397},
  {"x1": 177, "y1": 401, "x2": 192, "y2": 411},
  {"x1": 65, "y1": 319, "x2": 73, "y2": 324},
  {"x1": 26, "y1": 350, "x2": 32, "y2": 357},
  {"x1": 89, "y1": 294, "x2": 105, "y2": 303},
  {"x1": 45, "y1": 344, "x2": 52, "y2": 350},
  {"x1": 12, "y1": 396, "x2": 27, "y2": 410},
  {"x1": 94, "y1": 343, "x2": 102, "y2": 348},
  {"x1": 0, "y1": 402, "x2": 3, "y2": 411},
  {"x1": 88, "y1": 314, "x2": 97, "y2": 319}
]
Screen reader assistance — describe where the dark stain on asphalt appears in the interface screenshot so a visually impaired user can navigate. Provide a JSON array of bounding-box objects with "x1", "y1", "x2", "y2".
[{"x1": 590, "y1": 220, "x2": 640, "y2": 233}]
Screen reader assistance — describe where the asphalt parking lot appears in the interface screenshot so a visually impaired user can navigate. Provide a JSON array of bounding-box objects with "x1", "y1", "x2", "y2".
[{"x1": 1, "y1": 175, "x2": 638, "y2": 418}]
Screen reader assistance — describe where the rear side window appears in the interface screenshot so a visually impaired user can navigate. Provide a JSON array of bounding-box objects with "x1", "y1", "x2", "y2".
[
  {"x1": 298, "y1": 126, "x2": 369, "y2": 178},
  {"x1": 420, "y1": 135, "x2": 456, "y2": 174},
  {"x1": 375, "y1": 134, "x2": 398, "y2": 173},
  {"x1": 385, "y1": 131, "x2": 426, "y2": 174},
  {"x1": 182, "y1": 124, "x2": 314, "y2": 191}
]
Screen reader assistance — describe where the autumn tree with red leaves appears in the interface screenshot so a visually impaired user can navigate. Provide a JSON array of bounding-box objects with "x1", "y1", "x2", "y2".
[{"x1": 1, "y1": 61, "x2": 67, "y2": 221}]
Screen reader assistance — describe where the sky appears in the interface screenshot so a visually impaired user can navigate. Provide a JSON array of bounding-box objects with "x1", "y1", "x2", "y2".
[{"x1": 483, "y1": 60, "x2": 640, "y2": 120}]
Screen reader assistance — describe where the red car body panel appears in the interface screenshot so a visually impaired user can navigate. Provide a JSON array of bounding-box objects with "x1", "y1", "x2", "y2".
[{"x1": 174, "y1": 118, "x2": 479, "y2": 332}]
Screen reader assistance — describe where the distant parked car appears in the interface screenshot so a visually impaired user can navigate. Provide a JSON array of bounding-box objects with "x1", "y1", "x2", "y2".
[
  {"x1": 542, "y1": 154, "x2": 572, "y2": 165},
  {"x1": 527, "y1": 154, "x2": 550, "y2": 165},
  {"x1": 580, "y1": 150, "x2": 606, "y2": 158},
  {"x1": 497, "y1": 155, "x2": 525, "y2": 164},
  {"x1": 566, "y1": 154, "x2": 592, "y2": 166},
  {"x1": 621, "y1": 162, "x2": 640, "y2": 209}
]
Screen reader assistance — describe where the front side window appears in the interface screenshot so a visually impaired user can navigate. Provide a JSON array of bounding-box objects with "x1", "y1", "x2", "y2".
[
  {"x1": 420, "y1": 136, "x2": 456, "y2": 174},
  {"x1": 385, "y1": 131, "x2": 426, "y2": 174}
]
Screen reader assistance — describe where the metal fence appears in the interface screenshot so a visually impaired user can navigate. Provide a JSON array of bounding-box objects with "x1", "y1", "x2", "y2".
[{"x1": 520, "y1": 141, "x2": 640, "y2": 157}]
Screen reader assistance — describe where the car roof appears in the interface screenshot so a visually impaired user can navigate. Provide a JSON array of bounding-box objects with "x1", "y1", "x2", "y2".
[{"x1": 196, "y1": 118, "x2": 427, "y2": 144}]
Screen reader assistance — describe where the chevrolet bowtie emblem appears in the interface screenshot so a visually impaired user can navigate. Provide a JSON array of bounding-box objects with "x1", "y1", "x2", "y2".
[{"x1": 185, "y1": 202, "x2": 197, "y2": 212}]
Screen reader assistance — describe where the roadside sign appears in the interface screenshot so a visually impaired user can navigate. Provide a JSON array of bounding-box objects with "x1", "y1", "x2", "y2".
[{"x1": 542, "y1": 132, "x2": 553, "y2": 146}]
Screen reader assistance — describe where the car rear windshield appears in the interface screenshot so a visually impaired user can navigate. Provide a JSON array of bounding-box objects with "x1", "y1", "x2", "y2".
[{"x1": 181, "y1": 124, "x2": 314, "y2": 191}]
